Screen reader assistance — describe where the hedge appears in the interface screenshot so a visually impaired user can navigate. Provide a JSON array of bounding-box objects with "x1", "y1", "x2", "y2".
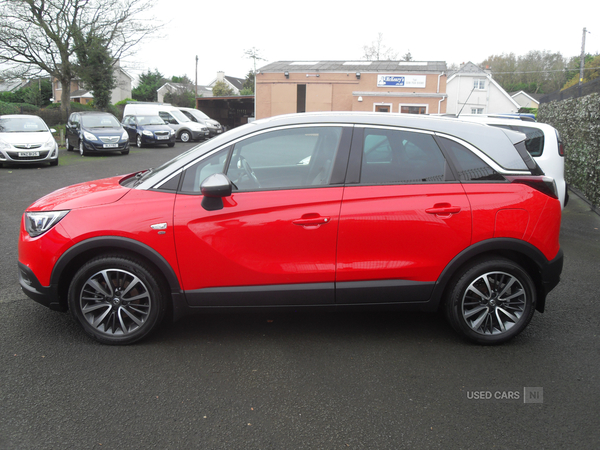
[{"x1": 538, "y1": 93, "x2": 600, "y2": 208}]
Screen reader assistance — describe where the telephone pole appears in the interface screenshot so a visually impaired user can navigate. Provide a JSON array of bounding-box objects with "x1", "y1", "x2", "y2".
[{"x1": 579, "y1": 28, "x2": 591, "y2": 95}]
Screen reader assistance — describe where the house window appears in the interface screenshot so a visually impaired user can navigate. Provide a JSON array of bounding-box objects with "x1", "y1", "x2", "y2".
[
  {"x1": 474, "y1": 79, "x2": 485, "y2": 90},
  {"x1": 471, "y1": 108, "x2": 484, "y2": 114},
  {"x1": 400, "y1": 105, "x2": 427, "y2": 114},
  {"x1": 55, "y1": 81, "x2": 62, "y2": 90}
]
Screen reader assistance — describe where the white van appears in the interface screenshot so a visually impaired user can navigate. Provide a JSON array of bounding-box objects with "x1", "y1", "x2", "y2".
[
  {"x1": 123, "y1": 103, "x2": 209, "y2": 142},
  {"x1": 178, "y1": 107, "x2": 223, "y2": 137}
]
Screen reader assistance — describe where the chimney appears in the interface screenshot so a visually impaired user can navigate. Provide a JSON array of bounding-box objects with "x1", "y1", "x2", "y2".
[{"x1": 217, "y1": 71, "x2": 225, "y2": 81}]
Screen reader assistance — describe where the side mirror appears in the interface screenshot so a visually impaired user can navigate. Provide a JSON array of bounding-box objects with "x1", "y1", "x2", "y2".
[{"x1": 200, "y1": 173, "x2": 232, "y2": 211}]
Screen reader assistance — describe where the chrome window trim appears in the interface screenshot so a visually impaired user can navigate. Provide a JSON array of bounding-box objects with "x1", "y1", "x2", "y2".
[
  {"x1": 434, "y1": 133, "x2": 530, "y2": 176},
  {"x1": 149, "y1": 123, "x2": 353, "y2": 190}
]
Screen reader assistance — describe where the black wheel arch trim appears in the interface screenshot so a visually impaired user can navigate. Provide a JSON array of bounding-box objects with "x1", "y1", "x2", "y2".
[
  {"x1": 51, "y1": 236, "x2": 182, "y2": 296},
  {"x1": 430, "y1": 238, "x2": 563, "y2": 313}
]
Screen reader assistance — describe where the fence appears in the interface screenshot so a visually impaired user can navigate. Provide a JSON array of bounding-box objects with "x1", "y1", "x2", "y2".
[
  {"x1": 539, "y1": 77, "x2": 600, "y2": 104},
  {"x1": 538, "y1": 93, "x2": 600, "y2": 208}
]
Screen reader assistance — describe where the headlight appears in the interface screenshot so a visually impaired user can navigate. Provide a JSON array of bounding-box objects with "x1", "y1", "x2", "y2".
[
  {"x1": 0, "y1": 139, "x2": 11, "y2": 150},
  {"x1": 121, "y1": 130, "x2": 129, "y2": 140},
  {"x1": 170, "y1": 129, "x2": 175, "y2": 135},
  {"x1": 83, "y1": 131, "x2": 97, "y2": 141},
  {"x1": 43, "y1": 136, "x2": 56, "y2": 150},
  {"x1": 25, "y1": 211, "x2": 69, "y2": 237},
  {"x1": 142, "y1": 130, "x2": 153, "y2": 136}
]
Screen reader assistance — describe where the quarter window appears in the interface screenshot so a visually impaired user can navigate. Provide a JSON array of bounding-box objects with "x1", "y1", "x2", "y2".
[
  {"x1": 181, "y1": 149, "x2": 229, "y2": 193},
  {"x1": 360, "y1": 128, "x2": 450, "y2": 184},
  {"x1": 438, "y1": 137, "x2": 504, "y2": 181}
]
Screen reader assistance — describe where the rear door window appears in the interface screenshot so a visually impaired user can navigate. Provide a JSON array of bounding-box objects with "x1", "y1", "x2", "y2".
[{"x1": 359, "y1": 128, "x2": 452, "y2": 184}]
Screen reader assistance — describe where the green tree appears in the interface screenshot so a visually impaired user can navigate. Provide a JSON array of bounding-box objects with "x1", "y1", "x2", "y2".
[
  {"x1": 73, "y1": 31, "x2": 116, "y2": 110},
  {"x1": 212, "y1": 80, "x2": 234, "y2": 97},
  {"x1": 562, "y1": 54, "x2": 600, "y2": 90},
  {"x1": 0, "y1": 0, "x2": 158, "y2": 120},
  {"x1": 481, "y1": 51, "x2": 570, "y2": 94},
  {"x1": 242, "y1": 70, "x2": 255, "y2": 94},
  {"x1": 132, "y1": 69, "x2": 166, "y2": 102}
]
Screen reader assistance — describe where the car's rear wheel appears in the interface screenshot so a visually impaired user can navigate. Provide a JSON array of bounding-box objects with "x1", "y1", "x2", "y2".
[
  {"x1": 68, "y1": 255, "x2": 166, "y2": 345},
  {"x1": 67, "y1": 141, "x2": 74, "y2": 151},
  {"x1": 445, "y1": 258, "x2": 536, "y2": 345}
]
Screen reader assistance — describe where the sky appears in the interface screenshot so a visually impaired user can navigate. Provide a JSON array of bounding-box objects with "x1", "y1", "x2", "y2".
[{"x1": 121, "y1": 0, "x2": 600, "y2": 87}]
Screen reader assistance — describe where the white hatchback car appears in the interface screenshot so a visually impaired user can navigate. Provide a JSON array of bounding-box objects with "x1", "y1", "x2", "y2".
[
  {"x1": 0, "y1": 115, "x2": 59, "y2": 167},
  {"x1": 457, "y1": 115, "x2": 568, "y2": 208}
]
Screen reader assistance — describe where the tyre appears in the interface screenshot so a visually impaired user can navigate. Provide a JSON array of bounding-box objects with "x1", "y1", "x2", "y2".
[
  {"x1": 68, "y1": 255, "x2": 167, "y2": 345},
  {"x1": 444, "y1": 258, "x2": 536, "y2": 345},
  {"x1": 136, "y1": 135, "x2": 144, "y2": 148},
  {"x1": 179, "y1": 130, "x2": 191, "y2": 143},
  {"x1": 121, "y1": 149, "x2": 129, "y2": 155},
  {"x1": 49, "y1": 159, "x2": 58, "y2": 166},
  {"x1": 79, "y1": 140, "x2": 87, "y2": 156},
  {"x1": 167, "y1": 143, "x2": 175, "y2": 148},
  {"x1": 67, "y1": 141, "x2": 74, "y2": 151}
]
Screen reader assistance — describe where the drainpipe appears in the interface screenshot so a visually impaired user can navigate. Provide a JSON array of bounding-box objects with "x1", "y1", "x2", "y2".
[
  {"x1": 437, "y1": 72, "x2": 444, "y2": 93},
  {"x1": 438, "y1": 96, "x2": 446, "y2": 114}
]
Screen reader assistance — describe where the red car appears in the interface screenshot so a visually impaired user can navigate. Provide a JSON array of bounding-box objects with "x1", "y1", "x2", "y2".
[{"x1": 18, "y1": 113, "x2": 563, "y2": 345}]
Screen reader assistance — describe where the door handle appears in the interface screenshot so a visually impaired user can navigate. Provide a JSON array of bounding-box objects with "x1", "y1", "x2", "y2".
[
  {"x1": 425, "y1": 203, "x2": 461, "y2": 215},
  {"x1": 293, "y1": 214, "x2": 331, "y2": 227}
]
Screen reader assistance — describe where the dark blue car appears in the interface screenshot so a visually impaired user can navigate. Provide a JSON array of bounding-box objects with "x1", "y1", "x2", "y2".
[
  {"x1": 66, "y1": 111, "x2": 130, "y2": 156},
  {"x1": 122, "y1": 115, "x2": 176, "y2": 148}
]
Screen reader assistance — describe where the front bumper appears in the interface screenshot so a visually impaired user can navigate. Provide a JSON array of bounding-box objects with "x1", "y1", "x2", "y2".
[
  {"x1": 191, "y1": 130, "x2": 210, "y2": 141},
  {"x1": 142, "y1": 134, "x2": 176, "y2": 145},
  {"x1": 82, "y1": 140, "x2": 129, "y2": 152},
  {"x1": 0, "y1": 145, "x2": 59, "y2": 165},
  {"x1": 18, "y1": 262, "x2": 65, "y2": 311}
]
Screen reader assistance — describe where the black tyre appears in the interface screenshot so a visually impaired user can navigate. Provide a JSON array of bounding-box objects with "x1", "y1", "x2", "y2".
[
  {"x1": 167, "y1": 143, "x2": 175, "y2": 148},
  {"x1": 49, "y1": 159, "x2": 58, "y2": 166},
  {"x1": 444, "y1": 258, "x2": 536, "y2": 345},
  {"x1": 179, "y1": 130, "x2": 191, "y2": 142},
  {"x1": 68, "y1": 255, "x2": 167, "y2": 345},
  {"x1": 67, "y1": 141, "x2": 74, "y2": 151},
  {"x1": 121, "y1": 149, "x2": 130, "y2": 155}
]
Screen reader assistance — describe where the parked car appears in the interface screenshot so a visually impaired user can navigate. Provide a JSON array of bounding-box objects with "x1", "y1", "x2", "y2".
[
  {"x1": 0, "y1": 115, "x2": 58, "y2": 167},
  {"x1": 178, "y1": 107, "x2": 223, "y2": 137},
  {"x1": 18, "y1": 112, "x2": 563, "y2": 345},
  {"x1": 66, "y1": 111, "x2": 129, "y2": 156},
  {"x1": 122, "y1": 115, "x2": 176, "y2": 148},
  {"x1": 456, "y1": 115, "x2": 568, "y2": 208},
  {"x1": 123, "y1": 103, "x2": 209, "y2": 142}
]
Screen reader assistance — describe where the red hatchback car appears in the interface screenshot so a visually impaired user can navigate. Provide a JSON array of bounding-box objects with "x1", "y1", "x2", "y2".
[{"x1": 18, "y1": 113, "x2": 563, "y2": 345}]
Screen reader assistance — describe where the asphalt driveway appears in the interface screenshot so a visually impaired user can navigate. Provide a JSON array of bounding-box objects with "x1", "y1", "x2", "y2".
[{"x1": 0, "y1": 144, "x2": 599, "y2": 449}]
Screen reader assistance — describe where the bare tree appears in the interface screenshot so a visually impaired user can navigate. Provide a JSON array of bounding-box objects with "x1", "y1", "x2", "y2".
[
  {"x1": 0, "y1": 0, "x2": 159, "y2": 119},
  {"x1": 363, "y1": 33, "x2": 398, "y2": 61}
]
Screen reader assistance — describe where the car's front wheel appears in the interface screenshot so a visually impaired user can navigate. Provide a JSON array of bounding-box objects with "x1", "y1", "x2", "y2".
[
  {"x1": 136, "y1": 135, "x2": 144, "y2": 148},
  {"x1": 79, "y1": 140, "x2": 87, "y2": 156},
  {"x1": 445, "y1": 258, "x2": 536, "y2": 345},
  {"x1": 68, "y1": 255, "x2": 167, "y2": 345},
  {"x1": 179, "y1": 130, "x2": 191, "y2": 142}
]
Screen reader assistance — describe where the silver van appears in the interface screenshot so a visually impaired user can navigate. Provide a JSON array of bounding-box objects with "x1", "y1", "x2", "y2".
[
  {"x1": 178, "y1": 107, "x2": 223, "y2": 137},
  {"x1": 123, "y1": 103, "x2": 209, "y2": 142}
]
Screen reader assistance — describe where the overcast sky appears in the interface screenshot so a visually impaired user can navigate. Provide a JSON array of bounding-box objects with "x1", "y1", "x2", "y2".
[{"x1": 121, "y1": 0, "x2": 600, "y2": 86}]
